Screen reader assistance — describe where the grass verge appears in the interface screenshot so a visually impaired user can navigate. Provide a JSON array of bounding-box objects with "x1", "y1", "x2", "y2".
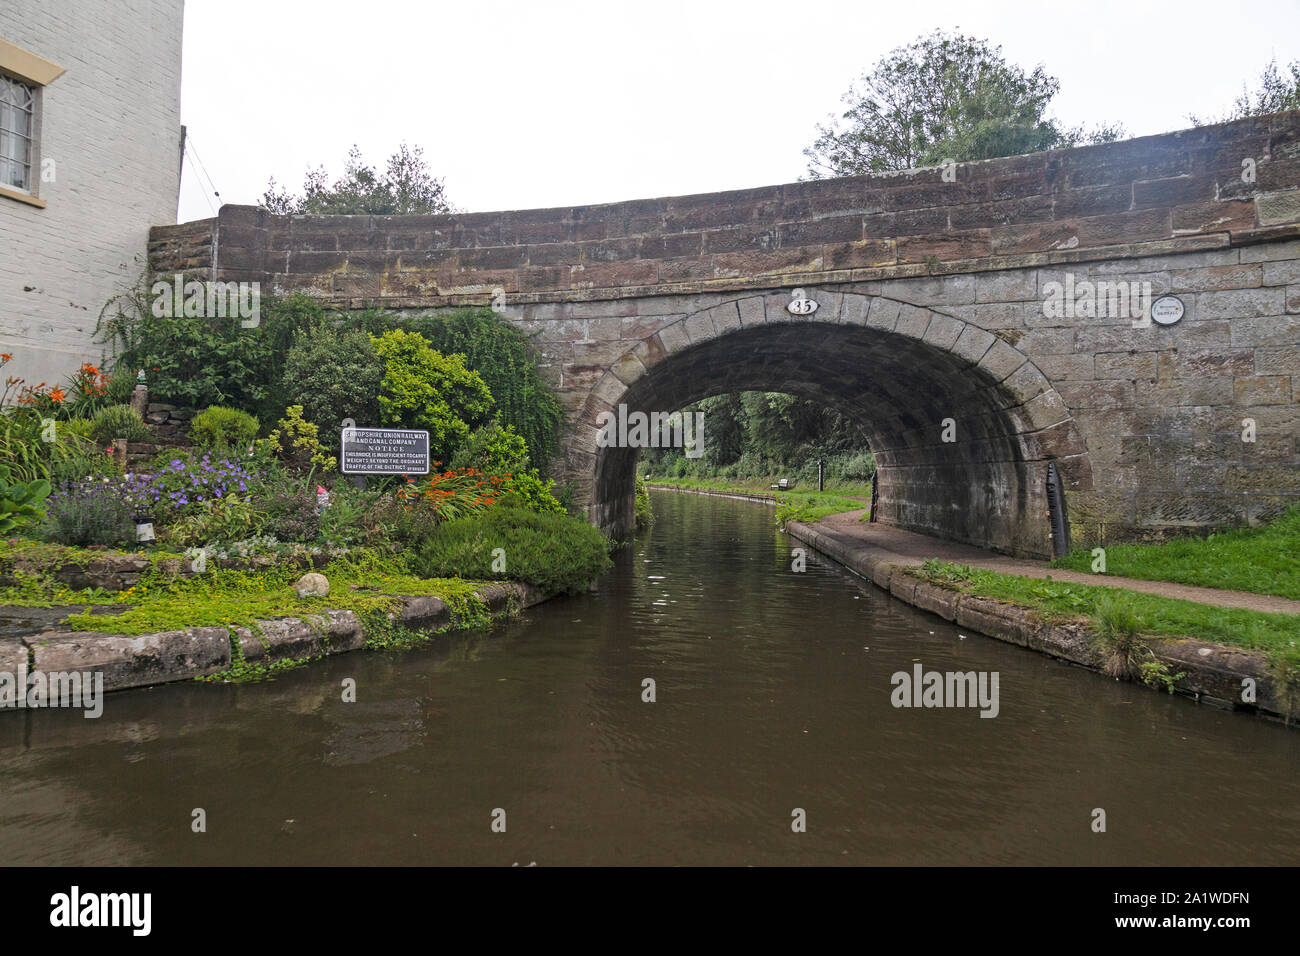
[
  {"x1": 910, "y1": 559, "x2": 1300, "y2": 675},
  {"x1": 0, "y1": 543, "x2": 489, "y2": 638},
  {"x1": 645, "y1": 476, "x2": 869, "y2": 526},
  {"x1": 1053, "y1": 505, "x2": 1300, "y2": 600}
]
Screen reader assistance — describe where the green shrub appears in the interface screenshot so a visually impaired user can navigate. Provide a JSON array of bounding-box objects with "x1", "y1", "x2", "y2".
[
  {"x1": 450, "y1": 421, "x2": 530, "y2": 473},
  {"x1": 446, "y1": 421, "x2": 562, "y2": 515},
  {"x1": 281, "y1": 325, "x2": 383, "y2": 434},
  {"x1": 262, "y1": 487, "x2": 319, "y2": 543},
  {"x1": 89, "y1": 404, "x2": 151, "y2": 443},
  {"x1": 96, "y1": 281, "x2": 327, "y2": 414},
  {"x1": 169, "y1": 494, "x2": 266, "y2": 547},
  {"x1": 635, "y1": 474, "x2": 654, "y2": 530},
  {"x1": 0, "y1": 477, "x2": 51, "y2": 536},
  {"x1": 318, "y1": 482, "x2": 384, "y2": 547},
  {"x1": 102, "y1": 364, "x2": 138, "y2": 406},
  {"x1": 372, "y1": 329, "x2": 494, "y2": 462},
  {"x1": 408, "y1": 505, "x2": 612, "y2": 594},
  {"x1": 405, "y1": 309, "x2": 563, "y2": 474},
  {"x1": 190, "y1": 405, "x2": 260, "y2": 451},
  {"x1": 38, "y1": 477, "x2": 135, "y2": 546},
  {"x1": 258, "y1": 405, "x2": 337, "y2": 475},
  {"x1": 499, "y1": 470, "x2": 566, "y2": 516}
]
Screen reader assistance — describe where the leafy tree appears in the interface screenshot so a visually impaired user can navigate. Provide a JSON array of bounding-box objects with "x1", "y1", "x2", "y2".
[
  {"x1": 804, "y1": 29, "x2": 1123, "y2": 178},
  {"x1": 642, "y1": 390, "x2": 873, "y2": 483},
  {"x1": 262, "y1": 143, "x2": 453, "y2": 215},
  {"x1": 281, "y1": 325, "x2": 384, "y2": 432},
  {"x1": 395, "y1": 308, "x2": 565, "y2": 474},
  {"x1": 1189, "y1": 57, "x2": 1300, "y2": 125},
  {"x1": 371, "y1": 329, "x2": 494, "y2": 463},
  {"x1": 698, "y1": 393, "x2": 745, "y2": 467}
]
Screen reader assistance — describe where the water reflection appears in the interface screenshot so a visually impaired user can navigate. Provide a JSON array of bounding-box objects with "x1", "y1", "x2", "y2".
[{"x1": 0, "y1": 491, "x2": 1296, "y2": 865}]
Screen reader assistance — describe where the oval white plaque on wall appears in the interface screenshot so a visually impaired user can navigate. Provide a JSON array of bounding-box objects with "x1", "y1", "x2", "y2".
[
  {"x1": 1150, "y1": 295, "x2": 1185, "y2": 326},
  {"x1": 788, "y1": 288, "x2": 819, "y2": 315}
]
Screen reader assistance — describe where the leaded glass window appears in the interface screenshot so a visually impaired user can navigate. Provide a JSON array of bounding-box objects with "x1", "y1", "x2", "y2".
[{"x1": 0, "y1": 75, "x2": 35, "y2": 192}]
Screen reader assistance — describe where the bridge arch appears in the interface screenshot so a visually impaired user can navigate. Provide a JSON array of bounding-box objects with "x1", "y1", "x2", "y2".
[{"x1": 574, "y1": 289, "x2": 1093, "y2": 558}]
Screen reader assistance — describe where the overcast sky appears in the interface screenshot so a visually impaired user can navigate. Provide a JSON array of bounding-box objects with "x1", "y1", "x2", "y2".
[{"x1": 176, "y1": 0, "x2": 1300, "y2": 223}]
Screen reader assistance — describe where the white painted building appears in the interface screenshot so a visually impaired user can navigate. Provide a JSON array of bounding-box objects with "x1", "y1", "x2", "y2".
[{"x1": 0, "y1": 0, "x2": 183, "y2": 392}]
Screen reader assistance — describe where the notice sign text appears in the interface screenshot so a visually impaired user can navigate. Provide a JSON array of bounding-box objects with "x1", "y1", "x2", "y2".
[{"x1": 341, "y1": 428, "x2": 430, "y2": 475}]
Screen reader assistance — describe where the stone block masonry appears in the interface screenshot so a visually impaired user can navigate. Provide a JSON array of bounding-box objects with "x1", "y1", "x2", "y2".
[{"x1": 149, "y1": 112, "x2": 1300, "y2": 556}]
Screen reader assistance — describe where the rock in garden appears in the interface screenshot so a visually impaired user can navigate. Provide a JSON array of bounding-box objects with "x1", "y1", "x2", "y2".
[{"x1": 295, "y1": 572, "x2": 330, "y2": 598}]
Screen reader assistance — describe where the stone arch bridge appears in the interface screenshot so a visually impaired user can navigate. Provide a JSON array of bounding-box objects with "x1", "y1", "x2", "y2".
[{"x1": 150, "y1": 113, "x2": 1300, "y2": 558}]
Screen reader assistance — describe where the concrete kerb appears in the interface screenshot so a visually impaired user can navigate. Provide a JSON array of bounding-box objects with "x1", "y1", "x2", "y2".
[{"x1": 10, "y1": 582, "x2": 554, "y2": 696}]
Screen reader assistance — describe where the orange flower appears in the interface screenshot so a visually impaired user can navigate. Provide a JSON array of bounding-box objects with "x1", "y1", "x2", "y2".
[
  {"x1": 49, "y1": 388, "x2": 65, "y2": 403},
  {"x1": 0, "y1": 353, "x2": 11, "y2": 363}
]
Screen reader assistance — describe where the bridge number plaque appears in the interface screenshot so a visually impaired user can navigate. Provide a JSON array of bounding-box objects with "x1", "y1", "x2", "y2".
[
  {"x1": 1150, "y1": 295, "x2": 1185, "y2": 326},
  {"x1": 787, "y1": 288, "x2": 819, "y2": 315},
  {"x1": 341, "y1": 427, "x2": 430, "y2": 475}
]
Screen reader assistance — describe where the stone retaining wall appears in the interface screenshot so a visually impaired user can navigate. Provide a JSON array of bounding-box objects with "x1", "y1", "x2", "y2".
[{"x1": 0, "y1": 582, "x2": 549, "y2": 696}]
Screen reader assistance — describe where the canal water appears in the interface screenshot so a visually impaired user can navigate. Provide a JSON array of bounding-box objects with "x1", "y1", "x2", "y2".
[{"x1": 1, "y1": 490, "x2": 1297, "y2": 865}]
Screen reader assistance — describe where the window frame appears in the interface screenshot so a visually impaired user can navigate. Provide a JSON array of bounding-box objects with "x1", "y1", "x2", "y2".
[
  {"x1": 0, "y1": 73, "x2": 38, "y2": 196},
  {"x1": 0, "y1": 37, "x2": 66, "y2": 209}
]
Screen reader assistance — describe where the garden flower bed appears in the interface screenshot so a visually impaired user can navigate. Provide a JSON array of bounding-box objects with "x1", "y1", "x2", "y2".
[{"x1": 0, "y1": 302, "x2": 618, "y2": 689}]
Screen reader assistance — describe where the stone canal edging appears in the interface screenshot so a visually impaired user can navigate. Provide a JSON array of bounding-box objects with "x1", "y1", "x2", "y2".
[
  {"x1": 0, "y1": 582, "x2": 551, "y2": 696},
  {"x1": 645, "y1": 484, "x2": 1292, "y2": 722},
  {"x1": 785, "y1": 520, "x2": 1290, "y2": 722}
]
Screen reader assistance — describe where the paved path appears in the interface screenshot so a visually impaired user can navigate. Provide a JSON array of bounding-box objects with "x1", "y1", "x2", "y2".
[{"x1": 813, "y1": 507, "x2": 1300, "y2": 617}]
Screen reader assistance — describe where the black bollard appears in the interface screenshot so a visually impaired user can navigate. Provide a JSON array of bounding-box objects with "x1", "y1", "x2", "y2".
[{"x1": 1045, "y1": 462, "x2": 1071, "y2": 558}]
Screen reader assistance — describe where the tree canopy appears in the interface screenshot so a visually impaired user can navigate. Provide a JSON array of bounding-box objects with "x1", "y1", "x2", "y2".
[
  {"x1": 803, "y1": 30, "x2": 1123, "y2": 178},
  {"x1": 371, "y1": 329, "x2": 494, "y2": 463},
  {"x1": 261, "y1": 143, "x2": 453, "y2": 215},
  {"x1": 1190, "y1": 57, "x2": 1300, "y2": 125}
]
